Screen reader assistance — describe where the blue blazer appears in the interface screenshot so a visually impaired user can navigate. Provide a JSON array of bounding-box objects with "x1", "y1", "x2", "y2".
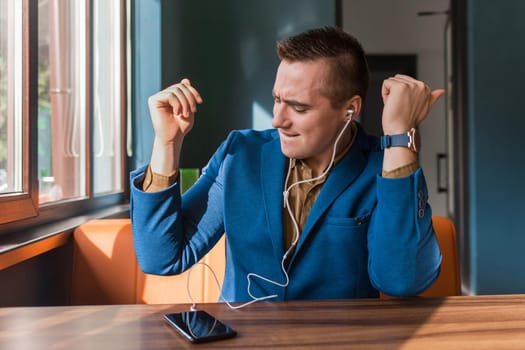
[{"x1": 130, "y1": 124, "x2": 441, "y2": 302}]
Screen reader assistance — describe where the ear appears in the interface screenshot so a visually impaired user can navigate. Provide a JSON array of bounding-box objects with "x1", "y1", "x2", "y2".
[{"x1": 343, "y1": 95, "x2": 363, "y2": 121}]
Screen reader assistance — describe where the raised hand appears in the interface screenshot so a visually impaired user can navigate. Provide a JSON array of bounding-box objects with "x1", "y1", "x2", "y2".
[
  {"x1": 148, "y1": 78, "x2": 203, "y2": 145},
  {"x1": 381, "y1": 74, "x2": 444, "y2": 135},
  {"x1": 147, "y1": 78, "x2": 203, "y2": 176}
]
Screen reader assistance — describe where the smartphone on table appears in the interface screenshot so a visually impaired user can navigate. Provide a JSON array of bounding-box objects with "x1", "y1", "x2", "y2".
[{"x1": 163, "y1": 310, "x2": 237, "y2": 343}]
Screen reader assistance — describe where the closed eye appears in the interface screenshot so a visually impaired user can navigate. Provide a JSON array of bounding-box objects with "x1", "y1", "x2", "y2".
[
  {"x1": 292, "y1": 105, "x2": 308, "y2": 113},
  {"x1": 272, "y1": 91, "x2": 311, "y2": 114}
]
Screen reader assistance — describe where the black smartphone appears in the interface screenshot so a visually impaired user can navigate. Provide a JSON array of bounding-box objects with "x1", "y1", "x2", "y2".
[{"x1": 163, "y1": 310, "x2": 237, "y2": 343}]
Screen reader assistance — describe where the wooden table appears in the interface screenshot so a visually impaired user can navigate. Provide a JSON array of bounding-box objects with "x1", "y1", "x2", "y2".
[{"x1": 1, "y1": 295, "x2": 525, "y2": 349}]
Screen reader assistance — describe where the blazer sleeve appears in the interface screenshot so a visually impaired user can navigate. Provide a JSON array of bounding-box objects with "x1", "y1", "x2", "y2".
[
  {"x1": 367, "y1": 168, "x2": 442, "y2": 296},
  {"x1": 129, "y1": 135, "x2": 233, "y2": 276}
]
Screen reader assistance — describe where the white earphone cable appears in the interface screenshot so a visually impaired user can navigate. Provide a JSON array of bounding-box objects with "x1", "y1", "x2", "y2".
[
  {"x1": 283, "y1": 113, "x2": 354, "y2": 247},
  {"x1": 187, "y1": 111, "x2": 354, "y2": 311}
]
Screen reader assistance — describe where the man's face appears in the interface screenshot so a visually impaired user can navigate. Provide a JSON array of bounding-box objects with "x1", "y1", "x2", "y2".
[{"x1": 272, "y1": 59, "x2": 348, "y2": 174}]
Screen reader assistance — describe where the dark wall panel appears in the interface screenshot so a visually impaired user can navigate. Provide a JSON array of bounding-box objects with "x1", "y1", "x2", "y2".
[
  {"x1": 467, "y1": 0, "x2": 525, "y2": 294},
  {"x1": 0, "y1": 242, "x2": 73, "y2": 307},
  {"x1": 160, "y1": 0, "x2": 338, "y2": 169}
]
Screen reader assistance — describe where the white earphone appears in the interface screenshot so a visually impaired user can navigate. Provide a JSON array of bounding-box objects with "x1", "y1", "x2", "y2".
[{"x1": 345, "y1": 108, "x2": 354, "y2": 121}]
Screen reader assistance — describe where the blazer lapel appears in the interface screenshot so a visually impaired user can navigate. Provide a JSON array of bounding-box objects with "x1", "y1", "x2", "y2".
[{"x1": 260, "y1": 136, "x2": 287, "y2": 261}]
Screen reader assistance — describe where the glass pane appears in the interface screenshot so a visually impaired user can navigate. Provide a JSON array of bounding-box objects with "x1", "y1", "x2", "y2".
[
  {"x1": 92, "y1": 0, "x2": 123, "y2": 194},
  {"x1": 0, "y1": 0, "x2": 23, "y2": 195},
  {"x1": 38, "y1": 0, "x2": 87, "y2": 204}
]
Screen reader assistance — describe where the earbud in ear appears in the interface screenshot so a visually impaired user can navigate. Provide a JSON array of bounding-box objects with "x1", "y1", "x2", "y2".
[{"x1": 345, "y1": 109, "x2": 354, "y2": 121}]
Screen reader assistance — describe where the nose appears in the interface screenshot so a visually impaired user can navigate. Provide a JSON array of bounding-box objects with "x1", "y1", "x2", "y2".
[{"x1": 272, "y1": 103, "x2": 289, "y2": 129}]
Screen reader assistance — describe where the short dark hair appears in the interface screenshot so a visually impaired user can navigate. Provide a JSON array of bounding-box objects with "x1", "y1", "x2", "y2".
[{"x1": 276, "y1": 26, "x2": 369, "y2": 108}]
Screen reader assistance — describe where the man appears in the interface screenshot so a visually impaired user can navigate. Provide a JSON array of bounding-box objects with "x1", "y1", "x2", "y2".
[{"x1": 130, "y1": 27, "x2": 443, "y2": 303}]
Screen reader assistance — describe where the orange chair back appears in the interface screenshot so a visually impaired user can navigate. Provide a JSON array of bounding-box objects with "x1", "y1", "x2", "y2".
[
  {"x1": 71, "y1": 214, "x2": 460, "y2": 304},
  {"x1": 71, "y1": 219, "x2": 225, "y2": 305},
  {"x1": 419, "y1": 215, "x2": 461, "y2": 297},
  {"x1": 381, "y1": 215, "x2": 461, "y2": 298}
]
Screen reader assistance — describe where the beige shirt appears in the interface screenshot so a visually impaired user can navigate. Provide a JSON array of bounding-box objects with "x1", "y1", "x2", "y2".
[{"x1": 142, "y1": 166, "x2": 178, "y2": 193}]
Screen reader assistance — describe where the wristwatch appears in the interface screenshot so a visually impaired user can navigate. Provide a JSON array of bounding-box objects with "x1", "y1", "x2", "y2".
[{"x1": 380, "y1": 128, "x2": 418, "y2": 153}]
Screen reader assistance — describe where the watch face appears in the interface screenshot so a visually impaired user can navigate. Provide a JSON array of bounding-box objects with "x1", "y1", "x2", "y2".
[{"x1": 408, "y1": 128, "x2": 418, "y2": 153}]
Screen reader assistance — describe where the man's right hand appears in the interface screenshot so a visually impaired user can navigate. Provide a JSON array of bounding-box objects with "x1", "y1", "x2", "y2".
[
  {"x1": 147, "y1": 78, "x2": 203, "y2": 177},
  {"x1": 148, "y1": 78, "x2": 203, "y2": 145}
]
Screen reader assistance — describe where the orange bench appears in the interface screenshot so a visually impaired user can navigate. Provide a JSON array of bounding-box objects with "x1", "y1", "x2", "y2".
[
  {"x1": 71, "y1": 218, "x2": 225, "y2": 305},
  {"x1": 70, "y1": 215, "x2": 460, "y2": 305}
]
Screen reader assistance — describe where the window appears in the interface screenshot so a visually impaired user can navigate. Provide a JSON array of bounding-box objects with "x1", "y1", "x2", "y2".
[
  {"x1": 0, "y1": 0, "x2": 128, "y2": 228},
  {"x1": 0, "y1": 0, "x2": 38, "y2": 225}
]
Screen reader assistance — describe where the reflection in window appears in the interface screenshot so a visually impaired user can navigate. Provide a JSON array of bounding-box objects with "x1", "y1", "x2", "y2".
[{"x1": 38, "y1": 0, "x2": 87, "y2": 203}]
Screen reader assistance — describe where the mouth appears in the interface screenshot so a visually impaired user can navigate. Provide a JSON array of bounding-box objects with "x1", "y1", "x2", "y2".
[{"x1": 279, "y1": 130, "x2": 299, "y2": 139}]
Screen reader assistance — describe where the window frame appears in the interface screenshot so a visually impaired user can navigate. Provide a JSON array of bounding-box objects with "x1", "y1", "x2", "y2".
[
  {"x1": 0, "y1": 0, "x2": 130, "y2": 233},
  {"x1": 0, "y1": 0, "x2": 38, "y2": 225}
]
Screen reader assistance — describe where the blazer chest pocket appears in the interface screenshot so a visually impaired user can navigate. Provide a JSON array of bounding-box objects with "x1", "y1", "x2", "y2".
[
  {"x1": 325, "y1": 213, "x2": 371, "y2": 229},
  {"x1": 319, "y1": 214, "x2": 371, "y2": 253}
]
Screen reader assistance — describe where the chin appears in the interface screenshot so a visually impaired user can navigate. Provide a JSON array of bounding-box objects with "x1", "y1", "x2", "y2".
[
  {"x1": 280, "y1": 145, "x2": 307, "y2": 160},
  {"x1": 279, "y1": 146, "x2": 295, "y2": 159},
  {"x1": 279, "y1": 138, "x2": 311, "y2": 159}
]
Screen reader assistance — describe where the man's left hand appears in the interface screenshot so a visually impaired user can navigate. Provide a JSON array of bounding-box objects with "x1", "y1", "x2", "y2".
[{"x1": 381, "y1": 74, "x2": 444, "y2": 135}]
